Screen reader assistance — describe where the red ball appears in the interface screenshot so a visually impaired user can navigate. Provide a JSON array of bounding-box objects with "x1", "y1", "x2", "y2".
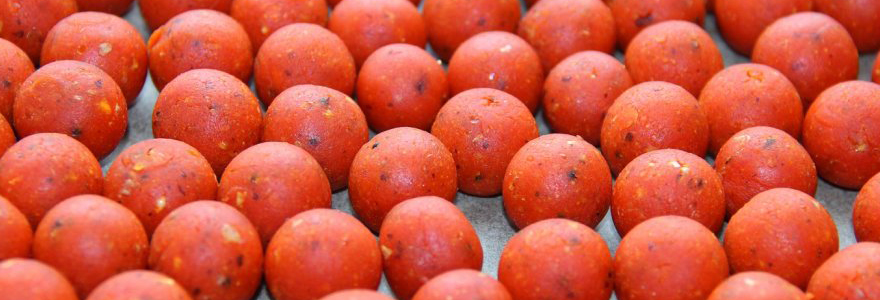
[
  {"x1": 448, "y1": 31, "x2": 544, "y2": 112},
  {"x1": 708, "y1": 272, "x2": 808, "y2": 300},
  {"x1": 503, "y1": 134, "x2": 612, "y2": 229},
  {"x1": 349, "y1": 127, "x2": 457, "y2": 232},
  {"x1": 218, "y1": 142, "x2": 332, "y2": 245},
  {"x1": 431, "y1": 88, "x2": 539, "y2": 196},
  {"x1": 380, "y1": 196, "x2": 483, "y2": 300},
  {"x1": 266, "y1": 209, "x2": 382, "y2": 300},
  {"x1": 608, "y1": 0, "x2": 706, "y2": 48},
  {"x1": 85, "y1": 270, "x2": 192, "y2": 300},
  {"x1": 327, "y1": 0, "x2": 420, "y2": 5},
  {"x1": 611, "y1": 149, "x2": 725, "y2": 236},
  {"x1": 518, "y1": 0, "x2": 616, "y2": 72},
  {"x1": 328, "y1": 0, "x2": 426, "y2": 68},
  {"x1": 41, "y1": 12, "x2": 148, "y2": 104},
  {"x1": 614, "y1": 216, "x2": 728, "y2": 300},
  {"x1": 874, "y1": 52, "x2": 880, "y2": 84},
  {"x1": 715, "y1": 0, "x2": 812, "y2": 55},
  {"x1": 499, "y1": 219, "x2": 613, "y2": 300},
  {"x1": 724, "y1": 188, "x2": 838, "y2": 288},
  {"x1": 104, "y1": 138, "x2": 218, "y2": 235},
  {"x1": 699, "y1": 63, "x2": 803, "y2": 154},
  {"x1": 752, "y1": 12, "x2": 858, "y2": 105},
  {"x1": 14, "y1": 60, "x2": 128, "y2": 159},
  {"x1": 0, "y1": 38, "x2": 35, "y2": 121},
  {"x1": 138, "y1": 0, "x2": 233, "y2": 30},
  {"x1": 0, "y1": 133, "x2": 103, "y2": 227},
  {"x1": 320, "y1": 290, "x2": 395, "y2": 300},
  {"x1": 230, "y1": 0, "x2": 328, "y2": 50},
  {"x1": 0, "y1": 114, "x2": 14, "y2": 157},
  {"x1": 262, "y1": 84, "x2": 370, "y2": 191},
  {"x1": 413, "y1": 269, "x2": 511, "y2": 300},
  {"x1": 0, "y1": 0, "x2": 77, "y2": 63},
  {"x1": 815, "y1": 0, "x2": 880, "y2": 52},
  {"x1": 0, "y1": 258, "x2": 78, "y2": 300},
  {"x1": 542, "y1": 51, "x2": 633, "y2": 146},
  {"x1": 149, "y1": 201, "x2": 263, "y2": 300},
  {"x1": 0, "y1": 195, "x2": 32, "y2": 260},
  {"x1": 803, "y1": 81, "x2": 880, "y2": 189},
  {"x1": 147, "y1": 10, "x2": 253, "y2": 91},
  {"x1": 255, "y1": 24, "x2": 356, "y2": 104},
  {"x1": 422, "y1": 0, "x2": 521, "y2": 61},
  {"x1": 75, "y1": 0, "x2": 134, "y2": 15},
  {"x1": 152, "y1": 69, "x2": 263, "y2": 176},
  {"x1": 625, "y1": 20, "x2": 723, "y2": 97},
  {"x1": 715, "y1": 127, "x2": 817, "y2": 217},
  {"x1": 356, "y1": 44, "x2": 449, "y2": 132},
  {"x1": 600, "y1": 81, "x2": 709, "y2": 175},
  {"x1": 807, "y1": 242, "x2": 880, "y2": 300},
  {"x1": 854, "y1": 173, "x2": 880, "y2": 242},
  {"x1": 33, "y1": 195, "x2": 148, "y2": 298}
]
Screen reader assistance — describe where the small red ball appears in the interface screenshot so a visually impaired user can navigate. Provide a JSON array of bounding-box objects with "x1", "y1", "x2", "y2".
[
  {"x1": 380, "y1": 196, "x2": 483, "y2": 300},
  {"x1": 448, "y1": 32, "x2": 544, "y2": 112},
  {"x1": 431, "y1": 88, "x2": 539, "y2": 196},
  {"x1": 614, "y1": 216, "x2": 728, "y2": 300},
  {"x1": 752, "y1": 12, "x2": 858, "y2": 105},
  {"x1": 152, "y1": 69, "x2": 263, "y2": 176},
  {"x1": 218, "y1": 142, "x2": 332, "y2": 245},
  {"x1": 715, "y1": 127, "x2": 817, "y2": 217},
  {"x1": 542, "y1": 51, "x2": 633, "y2": 146},
  {"x1": 600, "y1": 81, "x2": 709, "y2": 175},
  {"x1": 33, "y1": 195, "x2": 148, "y2": 298},
  {"x1": 807, "y1": 242, "x2": 880, "y2": 300},
  {"x1": 854, "y1": 173, "x2": 880, "y2": 242},
  {"x1": 802, "y1": 81, "x2": 880, "y2": 189},
  {"x1": 356, "y1": 44, "x2": 449, "y2": 132},
  {"x1": 262, "y1": 84, "x2": 370, "y2": 191},
  {"x1": 0, "y1": 258, "x2": 78, "y2": 300},
  {"x1": 699, "y1": 64, "x2": 803, "y2": 154},
  {"x1": 724, "y1": 188, "x2": 838, "y2": 288},
  {"x1": 266, "y1": 209, "x2": 382, "y2": 300},
  {"x1": 85, "y1": 270, "x2": 192, "y2": 300},
  {"x1": 611, "y1": 149, "x2": 725, "y2": 236},
  {"x1": 708, "y1": 272, "x2": 808, "y2": 300},
  {"x1": 0, "y1": 195, "x2": 32, "y2": 260},
  {"x1": 328, "y1": 0, "x2": 426, "y2": 68},
  {"x1": 503, "y1": 134, "x2": 612, "y2": 229},
  {"x1": 422, "y1": 0, "x2": 521, "y2": 61},
  {"x1": 255, "y1": 24, "x2": 356, "y2": 104},
  {"x1": 413, "y1": 270, "x2": 511, "y2": 300},
  {"x1": 14, "y1": 60, "x2": 128, "y2": 159},
  {"x1": 625, "y1": 20, "x2": 723, "y2": 97},
  {"x1": 138, "y1": 0, "x2": 233, "y2": 30},
  {"x1": 499, "y1": 219, "x2": 613, "y2": 300},
  {"x1": 147, "y1": 10, "x2": 253, "y2": 91},
  {"x1": 149, "y1": 201, "x2": 263, "y2": 300},
  {"x1": 42, "y1": 12, "x2": 148, "y2": 104},
  {"x1": 104, "y1": 138, "x2": 218, "y2": 235},
  {"x1": 0, "y1": 133, "x2": 103, "y2": 227},
  {"x1": 349, "y1": 127, "x2": 457, "y2": 232}
]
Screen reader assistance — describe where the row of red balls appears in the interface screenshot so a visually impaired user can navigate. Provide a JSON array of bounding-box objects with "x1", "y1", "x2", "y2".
[
  {"x1": 1, "y1": 0, "x2": 880, "y2": 186},
  {"x1": 3, "y1": 11, "x2": 880, "y2": 188},
  {"x1": 1, "y1": 183, "x2": 878, "y2": 300},
  {"x1": 2, "y1": 0, "x2": 877, "y2": 129},
  {"x1": 0, "y1": 70, "x2": 878, "y2": 300},
  {"x1": 5, "y1": 0, "x2": 880, "y2": 71},
  {"x1": 2, "y1": 70, "x2": 879, "y2": 299}
]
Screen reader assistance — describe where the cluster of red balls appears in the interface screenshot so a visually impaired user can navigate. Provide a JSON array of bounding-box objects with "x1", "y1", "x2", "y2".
[{"x1": 1, "y1": 0, "x2": 880, "y2": 300}]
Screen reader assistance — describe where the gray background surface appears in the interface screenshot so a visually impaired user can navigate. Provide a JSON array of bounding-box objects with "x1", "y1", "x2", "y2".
[{"x1": 111, "y1": 2, "x2": 874, "y2": 299}]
